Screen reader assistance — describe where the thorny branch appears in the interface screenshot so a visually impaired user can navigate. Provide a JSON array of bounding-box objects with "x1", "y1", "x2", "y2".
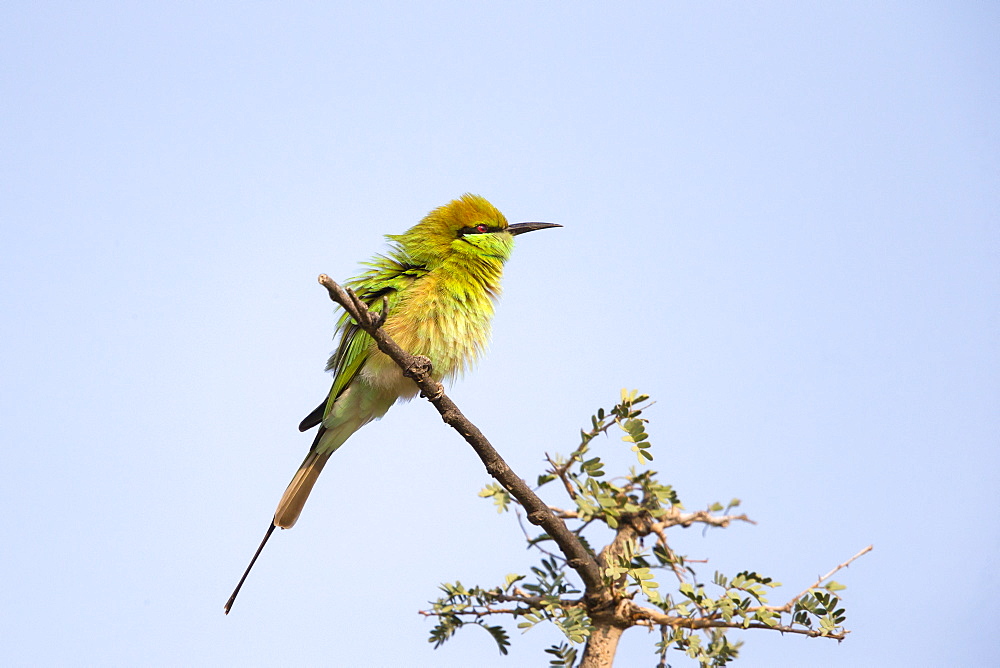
[
  {"x1": 542, "y1": 502, "x2": 754, "y2": 586},
  {"x1": 631, "y1": 607, "x2": 845, "y2": 639},
  {"x1": 546, "y1": 506, "x2": 756, "y2": 531},
  {"x1": 417, "y1": 589, "x2": 586, "y2": 620},
  {"x1": 756, "y1": 544, "x2": 873, "y2": 614},
  {"x1": 318, "y1": 273, "x2": 871, "y2": 663},
  {"x1": 419, "y1": 544, "x2": 874, "y2": 641},
  {"x1": 629, "y1": 544, "x2": 875, "y2": 640},
  {"x1": 317, "y1": 274, "x2": 607, "y2": 600}
]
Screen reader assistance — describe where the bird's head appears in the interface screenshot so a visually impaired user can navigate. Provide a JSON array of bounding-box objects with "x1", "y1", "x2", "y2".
[{"x1": 390, "y1": 194, "x2": 561, "y2": 268}]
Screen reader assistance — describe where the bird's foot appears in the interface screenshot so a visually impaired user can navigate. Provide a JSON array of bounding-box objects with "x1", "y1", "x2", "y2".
[
  {"x1": 405, "y1": 355, "x2": 433, "y2": 379},
  {"x1": 420, "y1": 382, "x2": 445, "y2": 400}
]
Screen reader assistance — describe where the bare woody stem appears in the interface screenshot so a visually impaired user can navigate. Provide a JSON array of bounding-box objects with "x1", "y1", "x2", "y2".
[
  {"x1": 317, "y1": 274, "x2": 606, "y2": 599},
  {"x1": 756, "y1": 543, "x2": 873, "y2": 614},
  {"x1": 627, "y1": 543, "x2": 875, "y2": 641}
]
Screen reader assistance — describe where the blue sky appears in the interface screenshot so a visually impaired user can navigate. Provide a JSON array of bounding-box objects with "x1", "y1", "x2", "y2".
[{"x1": 2, "y1": 2, "x2": 997, "y2": 666}]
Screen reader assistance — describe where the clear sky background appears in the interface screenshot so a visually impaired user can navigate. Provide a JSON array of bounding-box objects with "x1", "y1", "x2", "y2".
[{"x1": 2, "y1": 3, "x2": 997, "y2": 666}]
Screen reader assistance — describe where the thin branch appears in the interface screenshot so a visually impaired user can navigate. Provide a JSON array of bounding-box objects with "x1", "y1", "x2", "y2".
[
  {"x1": 499, "y1": 589, "x2": 585, "y2": 609},
  {"x1": 553, "y1": 420, "x2": 620, "y2": 482},
  {"x1": 419, "y1": 606, "x2": 524, "y2": 619},
  {"x1": 626, "y1": 545, "x2": 875, "y2": 640},
  {"x1": 547, "y1": 506, "x2": 754, "y2": 530},
  {"x1": 651, "y1": 507, "x2": 757, "y2": 530},
  {"x1": 547, "y1": 505, "x2": 579, "y2": 519},
  {"x1": 317, "y1": 274, "x2": 606, "y2": 600},
  {"x1": 514, "y1": 508, "x2": 566, "y2": 563},
  {"x1": 628, "y1": 602, "x2": 850, "y2": 640},
  {"x1": 419, "y1": 589, "x2": 585, "y2": 620},
  {"x1": 545, "y1": 453, "x2": 578, "y2": 500},
  {"x1": 756, "y1": 544, "x2": 874, "y2": 614},
  {"x1": 650, "y1": 523, "x2": 689, "y2": 584}
]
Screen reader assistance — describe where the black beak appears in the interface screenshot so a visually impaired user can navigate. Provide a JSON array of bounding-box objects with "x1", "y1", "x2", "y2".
[{"x1": 507, "y1": 221, "x2": 563, "y2": 236}]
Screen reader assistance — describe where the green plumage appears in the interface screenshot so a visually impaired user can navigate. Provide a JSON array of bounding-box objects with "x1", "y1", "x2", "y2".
[{"x1": 225, "y1": 194, "x2": 560, "y2": 613}]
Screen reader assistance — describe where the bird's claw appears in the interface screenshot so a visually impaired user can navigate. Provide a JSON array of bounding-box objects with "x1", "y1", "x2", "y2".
[{"x1": 420, "y1": 382, "x2": 445, "y2": 400}]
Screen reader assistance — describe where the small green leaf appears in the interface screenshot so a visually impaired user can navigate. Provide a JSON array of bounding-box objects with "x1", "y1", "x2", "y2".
[{"x1": 504, "y1": 573, "x2": 525, "y2": 589}]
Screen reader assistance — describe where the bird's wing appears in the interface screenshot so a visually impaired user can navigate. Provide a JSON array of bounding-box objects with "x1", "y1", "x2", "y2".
[
  {"x1": 298, "y1": 255, "x2": 424, "y2": 431},
  {"x1": 297, "y1": 313, "x2": 376, "y2": 432}
]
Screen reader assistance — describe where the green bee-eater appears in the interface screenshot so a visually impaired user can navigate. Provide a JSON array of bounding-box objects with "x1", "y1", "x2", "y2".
[{"x1": 225, "y1": 194, "x2": 560, "y2": 613}]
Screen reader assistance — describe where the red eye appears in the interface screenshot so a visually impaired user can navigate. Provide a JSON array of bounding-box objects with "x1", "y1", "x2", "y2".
[{"x1": 476, "y1": 224, "x2": 488, "y2": 233}]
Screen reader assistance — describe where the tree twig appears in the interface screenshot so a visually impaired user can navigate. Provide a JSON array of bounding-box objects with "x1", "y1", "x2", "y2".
[
  {"x1": 756, "y1": 544, "x2": 874, "y2": 614},
  {"x1": 628, "y1": 603, "x2": 850, "y2": 640},
  {"x1": 514, "y1": 507, "x2": 566, "y2": 563},
  {"x1": 650, "y1": 523, "x2": 689, "y2": 584},
  {"x1": 651, "y1": 507, "x2": 757, "y2": 530},
  {"x1": 624, "y1": 544, "x2": 874, "y2": 640},
  {"x1": 545, "y1": 453, "x2": 578, "y2": 500}
]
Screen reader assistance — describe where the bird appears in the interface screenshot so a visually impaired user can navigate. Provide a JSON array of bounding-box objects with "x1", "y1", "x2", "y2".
[{"x1": 225, "y1": 194, "x2": 561, "y2": 613}]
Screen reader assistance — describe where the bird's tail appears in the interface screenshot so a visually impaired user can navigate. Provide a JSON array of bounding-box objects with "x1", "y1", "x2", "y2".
[{"x1": 273, "y1": 449, "x2": 334, "y2": 529}]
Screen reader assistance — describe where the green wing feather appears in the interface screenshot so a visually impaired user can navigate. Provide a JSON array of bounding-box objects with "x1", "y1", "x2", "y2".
[{"x1": 305, "y1": 251, "x2": 427, "y2": 426}]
